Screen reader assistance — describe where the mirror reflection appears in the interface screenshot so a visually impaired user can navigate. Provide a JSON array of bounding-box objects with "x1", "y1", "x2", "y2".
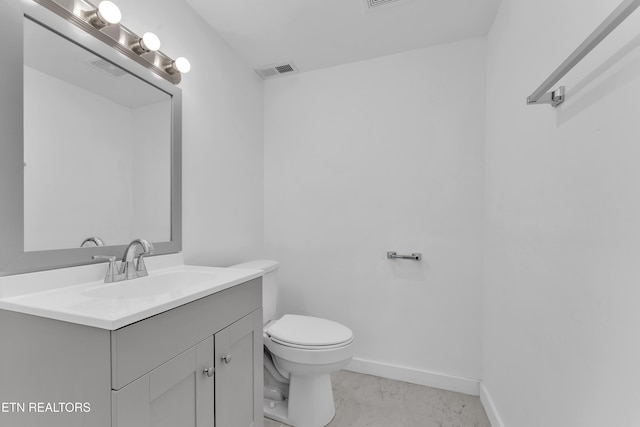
[{"x1": 23, "y1": 18, "x2": 172, "y2": 252}]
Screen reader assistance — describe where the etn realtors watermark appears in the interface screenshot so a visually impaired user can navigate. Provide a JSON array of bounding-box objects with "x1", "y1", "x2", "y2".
[{"x1": 2, "y1": 402, "x2": 91, "y2": 413}]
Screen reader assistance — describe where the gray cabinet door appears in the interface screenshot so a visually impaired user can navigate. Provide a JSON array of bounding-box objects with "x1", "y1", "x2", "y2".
[
  {"x1": 214, "y1": 310, "x2": 263, "y2": 427},
  {"x1": 112, "y1": 336, "x2": 215, "y2": 427}
]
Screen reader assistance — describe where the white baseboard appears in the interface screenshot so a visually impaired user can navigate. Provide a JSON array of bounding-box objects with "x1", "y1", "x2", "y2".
[
  {"x1": 344, "y1": 357, "x2": 480, "y2": 396},
  {"x1": 479, "y1": 383, "x2": 505, "y2": 427}
]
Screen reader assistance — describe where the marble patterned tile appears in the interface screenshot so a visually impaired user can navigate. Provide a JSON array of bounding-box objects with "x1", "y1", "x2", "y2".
[
  {"x1": 332, "y1": 403, "x2": 406, "y2": 427},
  {"x1": 331, "y1": 370, "x2": 406, "y2": 410},
  {"x1": 403, "y1": 411, "x2": 445, "y2": 427},
  {"x1": 264, "y1": 370, "x2": 491, "y2": 427}
]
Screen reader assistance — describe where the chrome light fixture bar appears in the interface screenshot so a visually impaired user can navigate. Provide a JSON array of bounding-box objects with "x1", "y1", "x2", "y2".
[{"x1": 33, "y1": 0, "x2": 190, "y2": 85}]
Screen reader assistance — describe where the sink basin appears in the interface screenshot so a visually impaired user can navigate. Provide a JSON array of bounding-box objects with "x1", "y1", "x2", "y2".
[
  {"x1": 0, "y1": 265, "x2": 262, "y2": 330},
  {"x1": 83, "y1": 270, "x2": 225, "y2": 300}
]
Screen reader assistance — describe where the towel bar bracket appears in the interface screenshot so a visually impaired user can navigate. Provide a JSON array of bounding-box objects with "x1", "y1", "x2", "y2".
[
  {"x1": 527, "y1": 86, "x2": 565, "y2": 107},
  {"x1": 387, "y1": 251, "x2": 422, "y2": 261}
]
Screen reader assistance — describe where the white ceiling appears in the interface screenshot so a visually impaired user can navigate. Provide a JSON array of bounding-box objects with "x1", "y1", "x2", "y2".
[{"x1": 185, "y1": 0, "x2": 502, "y2": 74}]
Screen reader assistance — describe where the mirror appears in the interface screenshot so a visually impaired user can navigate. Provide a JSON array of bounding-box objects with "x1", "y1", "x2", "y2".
[
  {"x1": 0, "y1": 3, "x2": 181, "y2": 275},
  {"x1": 23, "y1": 18, "x2": 171, "y2": 251}
]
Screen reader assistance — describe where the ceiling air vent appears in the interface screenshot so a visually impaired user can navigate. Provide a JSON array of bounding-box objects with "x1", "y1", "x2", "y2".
[
  {"x1": 256, "y1": 62, "x2": 298, "y2": 80},
  {"x1": 275, "y1": 64, "x2": 294, "y2": 74},
  {"x1": 362, "y1": 0, "x2": 412, "y2": 12},
  {"x1": 366, "y1": 0, "x2": 399, "y2": 8}
]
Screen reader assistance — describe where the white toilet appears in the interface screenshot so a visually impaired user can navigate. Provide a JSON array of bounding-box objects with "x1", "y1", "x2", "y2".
[{"x1": 230, "y1": 260, "x2": 354, "y2": 427}]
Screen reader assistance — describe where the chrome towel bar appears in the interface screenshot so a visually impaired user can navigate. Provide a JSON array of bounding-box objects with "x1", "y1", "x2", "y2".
[
  {"x1": 527, "y1": 0, "x2": 640, "y2": 107},
  {"x1": 387, "y1": 251, "x2": 422, "y2": 261}
]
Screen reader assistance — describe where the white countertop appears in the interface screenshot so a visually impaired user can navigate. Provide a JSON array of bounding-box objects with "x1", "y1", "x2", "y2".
[{"x1": 0, "y1": 255, "x2": 262, "y2": 330}]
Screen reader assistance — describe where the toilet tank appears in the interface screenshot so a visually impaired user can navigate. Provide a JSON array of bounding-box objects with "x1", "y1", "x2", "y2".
[{"x1": 228, "y1": 260, "x2": 279, "y2": 323}]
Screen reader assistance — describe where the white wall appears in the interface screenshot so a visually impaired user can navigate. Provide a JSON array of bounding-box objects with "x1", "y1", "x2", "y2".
[
  {"x1": 264, "y1": 38, "x2": 486, "y2": 391},
  {"x1": 116, "y1": 0, "x2": 265, "y2": 266},
  {"x1": 483, "y1": 0, "x2": 640, "y2": 426}
]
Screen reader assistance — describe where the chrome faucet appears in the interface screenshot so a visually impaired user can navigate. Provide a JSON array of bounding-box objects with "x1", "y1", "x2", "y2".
[
  {"x1": 91, "y1": 238, "x2": 155, "y2": 283},
  {"x1": 121, "y1": 238, "x2": 155, "y2": 280}
]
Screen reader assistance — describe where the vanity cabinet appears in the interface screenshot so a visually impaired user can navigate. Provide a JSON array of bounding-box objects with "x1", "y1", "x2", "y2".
[
  {"x1": 0, "y1": 278, "x2": 263, "y2": 427},
  {"x1": 215, "y1": 313, "x2": 261, "y2": 427},
  {"x1": 112, "y1": 336, "x2": 215, "y2": 427},
  {"x1": 113, "y1": 312, "x2": 262, "y2": 427}
]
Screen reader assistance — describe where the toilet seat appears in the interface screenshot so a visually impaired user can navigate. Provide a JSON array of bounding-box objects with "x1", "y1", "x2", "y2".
[
  {"x1": 265, "y1": 314, "x2": 353, "y2": 350},
  {"x1": 269, "y1": 336, "x2": 353, "y2": 350}
]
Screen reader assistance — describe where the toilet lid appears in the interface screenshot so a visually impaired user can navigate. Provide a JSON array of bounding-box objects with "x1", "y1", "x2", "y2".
[{"x1": 266, "y1": 315, "x2": 353, "y2": 347}]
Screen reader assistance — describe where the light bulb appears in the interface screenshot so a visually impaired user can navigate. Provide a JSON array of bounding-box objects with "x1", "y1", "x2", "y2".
[
  {"x1": 140, "y1": 32, "x2": 161, "y2": 52},
  {"x1": 96, "y1": 1, "x2": 121, "y2": 25},
  {"x1": 174, "y1": 57, "x2": 191, "y2": 74}
]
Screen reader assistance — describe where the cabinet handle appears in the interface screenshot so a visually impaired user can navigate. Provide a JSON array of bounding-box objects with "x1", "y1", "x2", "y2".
[
  {"x1": 221, "y1": 354, "x2": 232, "y2": 364},
  {"x1": 203, "y1": 367, "x2": 214, "y2": 377}
]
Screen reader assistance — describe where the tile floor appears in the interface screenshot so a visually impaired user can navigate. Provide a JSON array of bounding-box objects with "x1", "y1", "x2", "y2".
[{"x1": 263, "y1": 370, "x2": 491, "y2": 427}]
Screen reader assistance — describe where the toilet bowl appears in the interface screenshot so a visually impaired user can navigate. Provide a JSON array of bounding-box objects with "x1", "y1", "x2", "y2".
[{"x1": 230, "y1": 260, "x2": 354, "y2": 427}]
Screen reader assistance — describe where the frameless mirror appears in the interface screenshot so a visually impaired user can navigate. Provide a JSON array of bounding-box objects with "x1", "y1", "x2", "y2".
[
  {"x1": 0, "y1": 3, "x2": 181, "y2": 276},
  {"x1": 23, "y1": 18, "x2": 171, "y2": 251}
]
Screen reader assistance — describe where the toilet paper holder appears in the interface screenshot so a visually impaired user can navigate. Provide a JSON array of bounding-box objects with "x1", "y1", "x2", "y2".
[{"x1": 387, "y1": 251, "x2": 422, "y2": 261}]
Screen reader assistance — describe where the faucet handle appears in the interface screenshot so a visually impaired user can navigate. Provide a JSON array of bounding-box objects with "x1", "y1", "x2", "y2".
[
  {"x1": 135, "y1": 254, "x2": 150, "y2": 277},
  {"x1": 135, "y1": 240, "x2": 154, "y2": 277},
  {"x1": 92, "y1": 255, "x2": 124, "y2": 283},
  {"x1": 92, "y1": 255, "x2": 115, "y2": 264}
]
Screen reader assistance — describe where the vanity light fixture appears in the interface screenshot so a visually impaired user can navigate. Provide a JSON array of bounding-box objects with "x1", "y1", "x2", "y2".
[
  {"x1": 166, "y1": 57, "x2": 191, "y2": 74},
  {"x1": 132, "y1": 32, "x2": 161, "y2": 54},
  {"x1": 34, "y1": 0, "x2": 191, "y2": 84},
  {"x1": 87, "y1": 1, "x2": 121, "y2": 28}
]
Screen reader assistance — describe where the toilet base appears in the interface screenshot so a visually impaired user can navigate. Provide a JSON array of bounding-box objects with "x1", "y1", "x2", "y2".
[
  {"x1": 264, "y1": 398, "x2": 289, "y2": 424},
  {"x1": 264, "y1": 372, "x2": 336, "y2": 427},
  {"x1": 288, "y1": 373, "x2": 336, "y2": 427}
]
